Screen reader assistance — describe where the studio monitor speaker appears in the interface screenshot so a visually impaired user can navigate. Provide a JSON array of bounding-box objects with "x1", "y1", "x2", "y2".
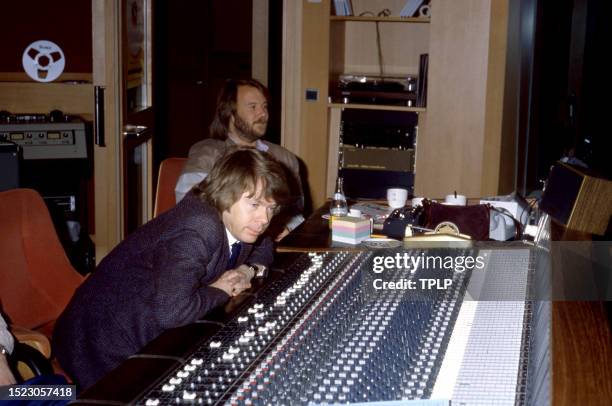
[{"x1": 540, "y1": 161, "x2": 612, "y2": 235}]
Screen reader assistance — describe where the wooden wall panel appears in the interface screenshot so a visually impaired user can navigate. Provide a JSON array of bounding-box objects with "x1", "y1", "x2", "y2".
[
  {"x1": 481, "y1": 0, "x2": 511, "y2": 195},
  {"x1": 300, "y1": 0, "x2": 331, "y2": 209},
  {"x1": 0, "y1": 82, "x2": 93, "y2": 119},
  {"x1": 415, "y1": 0, "x2": 509, "y2": 198},
  {"x1": 92, "y1": 0, "x2": 123, "y2": 261},
  {"x1": 342, "y1": 21, "x2": 429, "y2": 76},
  {"x1": 281, "y1": 0, "x2": 303, "y2": 171}
]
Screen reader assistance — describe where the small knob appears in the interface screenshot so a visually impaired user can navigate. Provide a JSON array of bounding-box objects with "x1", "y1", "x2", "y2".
[{"x1": 49, "y1": 109, "x2": 66, "y2": 122}]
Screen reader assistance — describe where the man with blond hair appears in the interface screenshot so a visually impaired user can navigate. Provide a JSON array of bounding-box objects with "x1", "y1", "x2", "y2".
[{"x1": 54, "y1": 149, "x2": 293, "y2": 389}]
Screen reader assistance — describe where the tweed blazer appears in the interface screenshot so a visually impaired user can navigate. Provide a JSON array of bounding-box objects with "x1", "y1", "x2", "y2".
[{"x1": 52, "y1": 193, "x2": 273, "y2": 389}]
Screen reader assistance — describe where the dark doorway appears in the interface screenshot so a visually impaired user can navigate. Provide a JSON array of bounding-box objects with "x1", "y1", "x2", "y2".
[
  {"x1": 525, "y1": 0, "x2": 611, "y2": 193},
  {"x1": 153, "y1": 0, "x2": 254, "y2": 165}
]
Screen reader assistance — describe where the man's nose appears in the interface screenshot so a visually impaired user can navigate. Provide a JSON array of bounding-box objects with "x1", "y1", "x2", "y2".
[
  {"x1": 255, "y1": 206, "x2": 271, "y2": 225},
  {"x1": 256, "y1": 106, "x2": 268, "y2": 120}
]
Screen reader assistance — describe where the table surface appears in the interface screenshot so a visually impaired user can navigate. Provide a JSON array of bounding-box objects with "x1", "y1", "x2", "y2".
[{"x1": 279, "y1": 205, "x2": 612, "y2": 405}]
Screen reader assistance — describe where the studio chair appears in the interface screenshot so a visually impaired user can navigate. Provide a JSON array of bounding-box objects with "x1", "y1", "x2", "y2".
[
  {"x1": 11, "y1": 336, "x2": 54, "y2": 381},
  {"x1": 154, "y1": 157, "x2": 187, "y2": 217},
  {"x1": 5, "y1": 329, "x2": 67, "y2": 384},
  {"x1": 0, "y1": 188, "x2": 84, "y2": 340}
]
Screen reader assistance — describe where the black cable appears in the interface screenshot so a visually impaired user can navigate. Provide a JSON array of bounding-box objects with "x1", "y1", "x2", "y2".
[
  {"x1": 357, "y1": 9, "x2": 391, "y2": 78},
  {"x1": 375, "y1": 9, "x2": 391, "y2": 78}
]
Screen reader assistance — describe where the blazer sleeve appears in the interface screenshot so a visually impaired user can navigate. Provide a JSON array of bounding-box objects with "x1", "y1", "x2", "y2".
[
  {"x1": 150, "y1": 229, "x2": 229, "y2": 329},
  {"x1": 246, "y1": 236, "x2": 274, "y2": 267}
]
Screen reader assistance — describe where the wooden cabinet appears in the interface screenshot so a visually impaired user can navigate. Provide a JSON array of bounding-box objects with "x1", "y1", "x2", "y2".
[{"x1": 282, "y1": 0, "x2": 512, "y2": 210}]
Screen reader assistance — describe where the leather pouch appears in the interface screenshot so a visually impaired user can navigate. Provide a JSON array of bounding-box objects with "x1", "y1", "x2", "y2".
[
  {"x1": 422, "y1": 199, "x2": 490, "y2": 240},
  {"x1": 382, "y1": 206, "x2": 424, "y2": 239}
]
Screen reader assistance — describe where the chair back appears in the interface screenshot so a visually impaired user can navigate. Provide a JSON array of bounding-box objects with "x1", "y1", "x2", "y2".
[
  {"x1": 154, "y1": 157, "x2": 187, "y2": 217},
  {"x1": 0, "y1": 189, "x2": 83, "y2": 334}
]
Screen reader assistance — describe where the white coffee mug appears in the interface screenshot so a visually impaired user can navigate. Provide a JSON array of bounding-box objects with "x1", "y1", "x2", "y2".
[
  {"x1": 444, "y1": 194, "x2": 467, "y2": 206},
  {"x1": 387, "y1": 188, "x2": 408, "y2": 209}
]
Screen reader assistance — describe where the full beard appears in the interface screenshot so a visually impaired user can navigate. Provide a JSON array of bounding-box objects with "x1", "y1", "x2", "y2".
[{"x1": 234, "y1": 114, "x2": 267, "y2": 143}]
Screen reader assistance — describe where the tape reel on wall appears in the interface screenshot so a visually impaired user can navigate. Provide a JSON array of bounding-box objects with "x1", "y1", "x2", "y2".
[{"x1": 22, "y1": 40, "x2": 66, "y2": 83}]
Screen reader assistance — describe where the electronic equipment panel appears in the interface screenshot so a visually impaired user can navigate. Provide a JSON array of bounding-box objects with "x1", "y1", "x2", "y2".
[
  {"x1": 129, "y1": 247, "x2": 546, "y2": 406},
  {"x1": 329, "y1": 75, "x2": 418, "y2": 107},
  {"x1": 339, "y1": 109, "x2": 418, "y2": 198},
  {"x1": 0, "y1": 121, "x2": 87, "y2": 160}
]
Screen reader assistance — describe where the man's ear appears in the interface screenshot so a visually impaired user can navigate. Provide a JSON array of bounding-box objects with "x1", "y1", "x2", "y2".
[{"x1": 220, "y1": 208, "x2": 230, "y2": 228}]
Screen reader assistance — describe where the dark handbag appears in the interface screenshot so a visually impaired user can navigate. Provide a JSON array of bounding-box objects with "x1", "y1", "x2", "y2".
[
  {"x1": 422, "y1": 199, "x2": 490, "y2": 240},
  {"x1": 382, "y1": 206, "x2": 425, "y2": 239}
]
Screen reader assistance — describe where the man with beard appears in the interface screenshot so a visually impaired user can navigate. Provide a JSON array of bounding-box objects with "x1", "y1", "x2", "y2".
[{"x1": 175, "y1": 79, "x2": 304, "y2": 240}]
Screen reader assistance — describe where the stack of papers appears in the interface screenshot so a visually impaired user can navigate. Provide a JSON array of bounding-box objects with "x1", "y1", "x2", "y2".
[
  {"x1": 333, "y1": 0, "x2": 353, "y2": 16},
  {"x1": 350, "y1": 202, "x2": 391, "y2": 224},
  {"x1": 400, "y1": 0, "x2": 424, "y2": 17}
]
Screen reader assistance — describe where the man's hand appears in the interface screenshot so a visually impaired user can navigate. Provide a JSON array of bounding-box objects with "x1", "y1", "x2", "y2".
[
  {"x1": 275, "y1": 227, "x2": 290, "y2": 242},
  {"x1": 0, "y1": 353, "x2": 16, "y2": 385},
  {"x1": 210, "y1": 269, "x2": 252, "y2": 297}
]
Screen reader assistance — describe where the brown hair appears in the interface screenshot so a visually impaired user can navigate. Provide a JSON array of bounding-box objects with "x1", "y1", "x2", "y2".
[
  {"x1": 209, "y1": 78, "x2": 270, "y2": 140},
  {"x1": 193, "y1": 148, "x2": 292, "y2": 213}
]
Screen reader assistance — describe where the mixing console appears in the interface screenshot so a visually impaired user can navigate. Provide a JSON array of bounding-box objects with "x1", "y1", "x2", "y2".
[{"x1": 133, "y1": 247, "x2": 538, "y2": 406}]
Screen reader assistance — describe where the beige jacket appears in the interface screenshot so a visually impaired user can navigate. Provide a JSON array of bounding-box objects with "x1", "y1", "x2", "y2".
[{"x1": 181, "y1": 138, "x2": 300, "y2": 183}]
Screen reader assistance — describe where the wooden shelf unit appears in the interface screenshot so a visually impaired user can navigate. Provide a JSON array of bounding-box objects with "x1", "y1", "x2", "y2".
[
  {"x1": 283, "y1": 0, "x2": 513, "y2": 210},
  {"x1": 326, "y1": 1, "x2": 430, "y2": 198}
]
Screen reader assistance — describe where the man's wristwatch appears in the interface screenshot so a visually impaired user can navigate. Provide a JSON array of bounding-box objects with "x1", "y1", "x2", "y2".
[
  {"x1": 0, "y1": 343, "x2": 8, "y2": 356},
  {"x1": 244, "y1": 262, "x2": 268, "y2": 279}
]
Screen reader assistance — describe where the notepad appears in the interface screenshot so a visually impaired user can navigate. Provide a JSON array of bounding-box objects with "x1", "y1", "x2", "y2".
[{"x1": 331, "y1": 216, "x2": 371, "y2": 244}]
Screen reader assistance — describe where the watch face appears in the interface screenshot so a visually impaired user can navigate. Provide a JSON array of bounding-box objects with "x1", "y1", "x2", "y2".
[
  {"x1": 255, "y1": 266, "x2": 265, "y2": 277},
  {"x1": 246, "y1": 263, "x2": 266, "y2": 278}
]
